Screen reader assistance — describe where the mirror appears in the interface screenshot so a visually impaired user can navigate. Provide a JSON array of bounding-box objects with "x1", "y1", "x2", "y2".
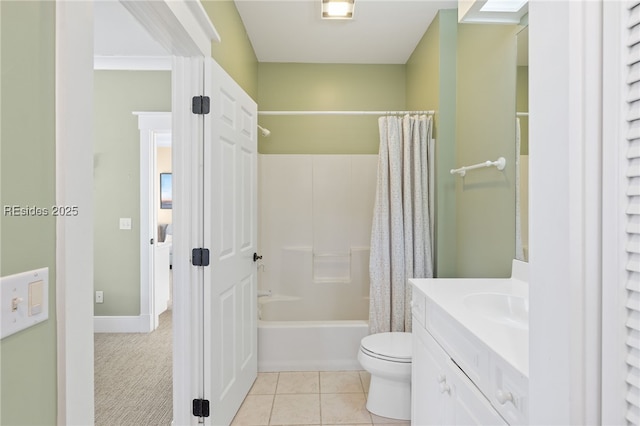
[{"x1": 516, "y1": 26, "x2": 529, "y2": 261}]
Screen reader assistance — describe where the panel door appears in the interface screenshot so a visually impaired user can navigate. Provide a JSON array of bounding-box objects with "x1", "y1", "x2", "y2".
[
  {"x1": 412, "y1": 322, "x2": 451, "y2": 424},
  {"x1": 203, "y1": 57, "x2": 258, "y2": 425}
]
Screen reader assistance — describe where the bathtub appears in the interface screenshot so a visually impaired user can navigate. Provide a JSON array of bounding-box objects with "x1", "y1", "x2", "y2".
[{"x1": 257, "y1": 296, "x2": 369, "y2": 372}]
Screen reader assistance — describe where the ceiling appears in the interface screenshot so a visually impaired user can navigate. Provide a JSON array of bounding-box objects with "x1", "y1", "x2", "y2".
[
  {"x1": 234, "y1": 0, "x2": 457, "y2": 64},
  {"x1": 94, "y1": 0, "x2": 458, "y2": 64}
]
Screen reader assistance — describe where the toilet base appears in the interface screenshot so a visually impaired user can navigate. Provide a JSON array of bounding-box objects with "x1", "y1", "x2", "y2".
[{"x1": 365, "y1": 374, "x2": 411, "y2": 420}]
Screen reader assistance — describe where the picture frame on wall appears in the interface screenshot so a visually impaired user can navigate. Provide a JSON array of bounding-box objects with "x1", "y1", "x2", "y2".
[{"x1": 160, "y1": 173, "x2": 172, "y2": 209}]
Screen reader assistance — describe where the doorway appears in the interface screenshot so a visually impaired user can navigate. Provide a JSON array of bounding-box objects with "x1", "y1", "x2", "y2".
[{"x1": 93, "y1": 2, "x2": 174, "y2": 421}]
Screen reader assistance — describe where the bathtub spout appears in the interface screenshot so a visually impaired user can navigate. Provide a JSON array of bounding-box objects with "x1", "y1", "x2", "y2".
[{"x1": 258, "y1": 290, "x2": 272, "y2": 298}]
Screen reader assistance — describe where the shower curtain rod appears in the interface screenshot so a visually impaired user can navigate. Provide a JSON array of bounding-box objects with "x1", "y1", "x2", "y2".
[{"x1": 258, "y1": 110, "x2": 435, "y2": 116}]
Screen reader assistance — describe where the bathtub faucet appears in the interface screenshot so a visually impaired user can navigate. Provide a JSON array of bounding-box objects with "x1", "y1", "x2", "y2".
[{"x1": 258, "y1": 290, "x2": 272, "y2": 298}]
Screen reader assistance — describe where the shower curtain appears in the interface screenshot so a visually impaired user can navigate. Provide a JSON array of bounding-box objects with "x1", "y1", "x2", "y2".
[{"x1": 369, "y1": 114, "x2": 434, "y2": 334}]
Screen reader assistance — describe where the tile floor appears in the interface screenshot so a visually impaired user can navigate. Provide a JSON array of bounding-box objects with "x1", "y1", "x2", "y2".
[{"x1": 231, "y1": 371, "x2": 409, "y2": 426}]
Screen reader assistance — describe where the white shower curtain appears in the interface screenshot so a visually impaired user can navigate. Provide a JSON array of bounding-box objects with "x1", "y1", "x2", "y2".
[{"x1": 369, "y1": 114, "x2": 434, "y2": 334}]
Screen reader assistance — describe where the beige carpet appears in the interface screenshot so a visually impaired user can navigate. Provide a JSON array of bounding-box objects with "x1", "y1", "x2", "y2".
[{"x1": 94, "y1": 310, "x2": 173, "y2": 425}]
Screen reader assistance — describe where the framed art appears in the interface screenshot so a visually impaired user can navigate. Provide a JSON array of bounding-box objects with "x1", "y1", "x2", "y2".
[{"x1": 160, "y1": 173, "x2": 172, "y2": 209}]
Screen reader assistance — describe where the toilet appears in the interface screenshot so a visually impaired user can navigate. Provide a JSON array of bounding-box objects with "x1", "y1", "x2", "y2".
[{"x1": 357, "y1": 332, "x2": 412, "y2": 420}]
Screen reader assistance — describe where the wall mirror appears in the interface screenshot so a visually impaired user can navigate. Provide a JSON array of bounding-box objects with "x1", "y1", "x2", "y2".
[{"x1": 516, "y1": 25, "x2": 529, "y2": 261}]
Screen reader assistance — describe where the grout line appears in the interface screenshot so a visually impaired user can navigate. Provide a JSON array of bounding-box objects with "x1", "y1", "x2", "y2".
[{"x1": 267, "y1": 372, "x2": 279, "y2": 425}]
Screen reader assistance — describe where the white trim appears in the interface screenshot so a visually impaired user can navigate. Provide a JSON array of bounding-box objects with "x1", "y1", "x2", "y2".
[
  {"x1": 94, "y1": 55, "x2": 172, "y2": 71},
  {"x1": 577, "y1": 4, "x2": 604, "y2": 422},
  {"x1": 134, "y1": 111, "x2": 174, "y2": 128},
  {"x1": 171, "y1": 55, "x2": 205, "y2": 426},
  {"x1": 184, "y1": 0, "x2": 221, "y2": 43},
  {"x1": 529, "y1": 1, "x2": 603, "y2": 424},
  {"x1": 93, "y1": 315, "x2": 154, "y2": 333},
  {"x1": 56, "y1": 2, "x2": 95, "y2": 424},
  {"x1": 134, "y1": 112, "x2": 172, "y2": 334},
  {"x1": 120, "y1": 0, "x2": 219, "y2": 57}
]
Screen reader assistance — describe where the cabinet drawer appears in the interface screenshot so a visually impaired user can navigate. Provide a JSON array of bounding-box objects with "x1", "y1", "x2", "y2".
[
  {"x1": 426, "y1": 300, "x2": 489, "y2": 391},
  {"x1": 489, "y1": 356, "x2": 529, "y2": 425}
]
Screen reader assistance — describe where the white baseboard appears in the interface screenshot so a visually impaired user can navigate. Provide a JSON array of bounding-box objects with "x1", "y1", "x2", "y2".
[{"x1": 94, "y1": 314, "x2": 153, "y2": 333}]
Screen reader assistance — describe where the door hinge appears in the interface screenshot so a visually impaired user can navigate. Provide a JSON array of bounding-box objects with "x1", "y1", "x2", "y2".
[
  {"x1": 192, "y1": 96, "x2": 210, "y2": 115},
  {"x1": 192, "y1": 248, "x2": 210, "y2": 266},
  {"x1": 192, "y1": 398, "x2": 210, "y2": 418}
]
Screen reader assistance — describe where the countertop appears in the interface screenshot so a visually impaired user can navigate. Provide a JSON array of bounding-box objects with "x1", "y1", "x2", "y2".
[{"x1": 410, "y1": 271, "x2": 529, "y2": 377}]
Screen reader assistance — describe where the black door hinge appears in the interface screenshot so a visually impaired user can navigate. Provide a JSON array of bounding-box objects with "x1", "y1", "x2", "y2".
[
  {"x1": 192, "y1": 248, "x2": 210, "y2": 266},
  {"x1": 192, "y1": 96, "x2": 210, "y2": 115},
  {"x1": 192, "y1": 398, "x2": 210, "y2": 418}
]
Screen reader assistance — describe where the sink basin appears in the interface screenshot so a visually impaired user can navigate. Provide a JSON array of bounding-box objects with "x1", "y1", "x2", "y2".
[{"x1": 463, "y1": 292, "x2": 529, "y2": 329}]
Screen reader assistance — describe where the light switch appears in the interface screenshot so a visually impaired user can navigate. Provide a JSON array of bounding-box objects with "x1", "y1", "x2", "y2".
[
  {"x1": 120, "y1": 217, "x2": 132, "y2": 230},
  {"x1": 28, "y1": 280, "x2": 43, "y2": 316},
  {"x1": 1, "y1": 268, "x2": 48, "y2": 339}
]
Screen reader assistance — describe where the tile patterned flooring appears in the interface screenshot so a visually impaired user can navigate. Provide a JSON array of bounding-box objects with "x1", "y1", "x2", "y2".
[{"x1": 232, "y1": 371, "x2": 409, "y2": 426}]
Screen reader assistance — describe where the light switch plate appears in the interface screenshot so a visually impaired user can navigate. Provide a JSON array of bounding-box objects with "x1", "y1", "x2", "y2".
[
  {"x1": 1, "y1": 268, "x2": 49, "y2": 339},
  {"x1": 119, "y1": 218, "x2": 132, "y2": 230}
]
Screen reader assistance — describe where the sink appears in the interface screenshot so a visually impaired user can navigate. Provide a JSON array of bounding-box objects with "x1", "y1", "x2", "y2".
[{"x1": 463, "y1": 292, "x2": 529, "y2": 329}]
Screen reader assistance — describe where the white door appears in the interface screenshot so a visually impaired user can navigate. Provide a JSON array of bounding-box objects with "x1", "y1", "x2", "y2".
[{"x1": 203, "y1": 57, "x2": 258, "y2": 425}]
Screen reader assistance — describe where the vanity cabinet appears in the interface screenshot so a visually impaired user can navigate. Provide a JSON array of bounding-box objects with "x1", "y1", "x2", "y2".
[
  {"x1": 413, "y1": 316, "x2": 507, "y2": 425},
  {"x1": 410, "y1": 277, "x2": 529, "y2": 426}
]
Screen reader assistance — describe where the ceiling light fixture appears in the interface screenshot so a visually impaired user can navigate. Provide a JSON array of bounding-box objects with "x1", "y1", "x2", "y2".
[
  {"x1": 458, "y1": 0, "x2": 528, "y2": 24},
  {"x1": 480, "y1": 0, "x2": 528, "y2": 13},
  {"x1": 321, "y1": 0, "x2": 355, "y2": 19}
]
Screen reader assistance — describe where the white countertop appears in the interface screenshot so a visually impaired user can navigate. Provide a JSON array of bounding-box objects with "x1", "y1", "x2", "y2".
[{"x1": 410, "y1": 275, "x2": 529, "y2": 377}]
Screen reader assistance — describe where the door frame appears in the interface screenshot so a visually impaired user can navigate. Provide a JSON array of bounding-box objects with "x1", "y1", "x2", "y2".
[
  {"x1": 55, "y1": 1, "x2": 219, "y2": 424},
  {"x1": 135, "y1": 111, "x2": 172, "y2": 333}
]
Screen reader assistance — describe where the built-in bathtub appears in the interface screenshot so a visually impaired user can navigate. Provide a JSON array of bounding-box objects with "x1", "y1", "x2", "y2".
[
  {"x1": 257, "y1": 296, "x2": 369, "y2": 372},
  {"x1": 257, "y1": 154, "x2": 378, "y2": 372}
]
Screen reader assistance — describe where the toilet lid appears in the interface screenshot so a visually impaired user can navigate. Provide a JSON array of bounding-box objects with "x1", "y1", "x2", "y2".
[{"x1": 360, "y1": 332, "x2": 412, "y2": 361}]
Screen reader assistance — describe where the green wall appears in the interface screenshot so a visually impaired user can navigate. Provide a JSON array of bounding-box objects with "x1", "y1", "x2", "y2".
[
  {"x1": 517, "y1": 65, "x2": 529, "y2": 154},
  {"x1": 257, "y1": 63, "x2": 405, "y2": 154},
  {"x1": 455, "y1": 23, "x2": 519, "y2": 278},
  {"x1": 202, "y1": 0, "x2": 259, "y2": 100},
  {"x1": 406, "y1": 9, "x2": 458, "y2": 278},
  {"x1": 0, "y1": 1, "x2": 58, "y2": 424},
  {"x1": 94, "y1": 71, "x2": 171, "y2": 316}
]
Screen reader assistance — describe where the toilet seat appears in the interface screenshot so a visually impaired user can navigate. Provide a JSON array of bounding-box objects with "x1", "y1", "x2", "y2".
[{"x1": 360, "y1": 332, "x2": 412, "y2": 363}]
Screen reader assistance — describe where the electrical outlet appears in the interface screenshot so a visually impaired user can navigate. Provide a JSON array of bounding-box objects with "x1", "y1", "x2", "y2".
[{"x1": 95, "y1": 291, "x2": 104, "y2": 304}]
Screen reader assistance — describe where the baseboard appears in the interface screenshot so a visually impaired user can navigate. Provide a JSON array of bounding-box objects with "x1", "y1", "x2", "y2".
[{"x1": 94, "y1": 314, "x2": 153, "y2": 333}]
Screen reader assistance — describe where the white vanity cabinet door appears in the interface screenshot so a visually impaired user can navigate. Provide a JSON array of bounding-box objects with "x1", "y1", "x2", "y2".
[
  {"x1": 412, "y1": 315, "x2": 508, "y2": 426},
  {"x1": 448, "y1": 357, "x2": 508, "y2": 426},
  {"x1": 412, "y1": 321, "x2": 451, "y2": 425}
]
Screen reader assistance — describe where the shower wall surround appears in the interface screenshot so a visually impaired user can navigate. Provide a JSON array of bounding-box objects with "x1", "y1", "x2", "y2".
[{"x1": 258, "y1": 154, "x2": 378, "y2": 321}]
